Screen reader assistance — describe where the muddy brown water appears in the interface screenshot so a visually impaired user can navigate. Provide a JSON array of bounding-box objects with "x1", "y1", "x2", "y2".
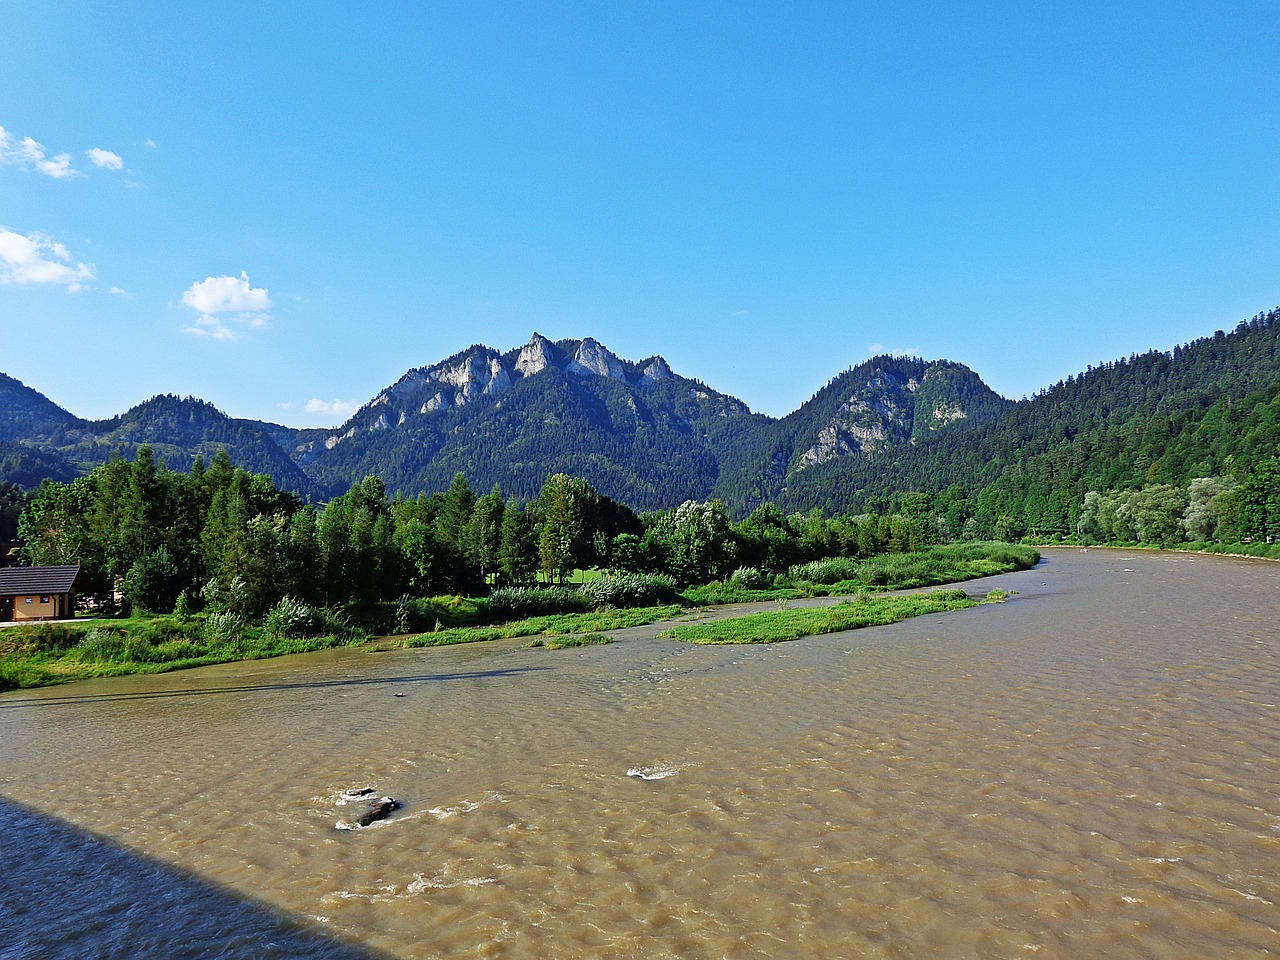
[{"x1": 1, "y1": 549, "x2": 1277, "y2": 959}]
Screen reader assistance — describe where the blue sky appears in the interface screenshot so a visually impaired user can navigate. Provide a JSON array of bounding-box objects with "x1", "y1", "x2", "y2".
[{"x1": 2, "y1": 2, "x2": 1277, "y2": 426}]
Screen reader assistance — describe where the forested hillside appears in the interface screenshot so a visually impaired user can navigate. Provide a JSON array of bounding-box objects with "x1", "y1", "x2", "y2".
[
  {"x1": 711, "y1": 356, "x2": 1012, "y2": 511},
  {"x1": 300, "y1": 338, "x2": 765, "y2": 509},
  {"x1": 1, "y1": 313, "x2": 1277, "y2": 536},
  {"x1": 783, "y1": 309, "x2": 1280, "y2": 536}
]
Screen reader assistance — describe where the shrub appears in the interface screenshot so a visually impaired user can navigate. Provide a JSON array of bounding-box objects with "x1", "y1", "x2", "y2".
[
  {"x1": 484, "y1": 586, "x2": 589, "y2": 620},
  {"x1": 262, "y1": 597, "x2": 322, "y2": 639},
  {"x1": 579, "y1": 573, "x2": 677, "y2": 609},
  {"x1": 17, "y1": 621, "x2": 81, "y2": 654},
  {"x1": 75, "y1": 626, "x2": 127, "y2": 663},
  {"x1": 728, "y1": 566, "x2": 771, "y2": 589},
  {"x1": 788, "y1": 557, "x2": 863, "y2": 585},
  {"x1": 201, "y1": 611, "x2": 245, "y2": 646}
]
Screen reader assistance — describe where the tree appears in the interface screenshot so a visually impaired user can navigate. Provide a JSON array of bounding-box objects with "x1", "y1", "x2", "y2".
[
  {"x1": 538, "y1": 474, "x2": 581, "y2": 583},
  {"x1": 1238, "y1": 457, "x2": 1280, "y2": 541},
  {"x1": 465, "y1": 485, "x2": 505, "y2": 585},
  {"x1": 649, "y1": 499, "x2": 737, "y2": 585},
  {"x1": 1077, "y1": 491, "x2": 1105, "y2": 545},
  {"x1": 1182, "y1": 476, "x2": 1236, "y2": 542},
  {"x1": 1131, "y1": 484, "x2": 1188, "y2": 546},
  {"x1": 121, "y1": 546, "x2": 182, "y2": 615},
  {"x1": 498, "y1": 499, "x2": 539, "y2": 584}
]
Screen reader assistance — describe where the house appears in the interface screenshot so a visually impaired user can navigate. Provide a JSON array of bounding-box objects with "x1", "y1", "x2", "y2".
[{"x1": 0, "y1": 565, "x2": 87, "y2": 622}]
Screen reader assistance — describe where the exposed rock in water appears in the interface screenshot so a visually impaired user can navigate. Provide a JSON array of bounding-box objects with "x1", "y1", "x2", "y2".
[
  {"x1": 355, "y1": 797, "x2": 400, "y2": 827},
  {"x1": 336, "y1": 787, "x2": 401, "y2": 829}
]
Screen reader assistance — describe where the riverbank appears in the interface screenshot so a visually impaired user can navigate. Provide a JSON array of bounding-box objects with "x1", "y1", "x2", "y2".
[{"x1": 0, "y1": 543, "x2": 1039, "y2": 691}]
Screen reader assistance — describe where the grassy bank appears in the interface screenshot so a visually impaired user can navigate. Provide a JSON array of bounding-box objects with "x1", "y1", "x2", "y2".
[
  {"x1": 398, "y1": 605, "x2": 681, "y2": 649},
  {"x1": 659, "y1": 588, "x2": 1006, "y2": 644},
  {"x1": 0, "y1": 543, "x2": 1038, "y2": 691},
  {"x1": 681, "y1": 542, "x2": 1039, "y2": 605},
  {"x1": 0, "y1": 615, "x2": 363, "y2": 691}
]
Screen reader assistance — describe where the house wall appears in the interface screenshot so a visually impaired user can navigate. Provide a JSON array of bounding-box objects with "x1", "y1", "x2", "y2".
[{"x1": 11, "y1": 594, "x2": 61, "y2": 621}]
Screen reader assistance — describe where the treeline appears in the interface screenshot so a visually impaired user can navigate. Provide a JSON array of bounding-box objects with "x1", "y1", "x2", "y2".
[{"x1": 17, "y1": 446, "x2": 965, "y2": 617}]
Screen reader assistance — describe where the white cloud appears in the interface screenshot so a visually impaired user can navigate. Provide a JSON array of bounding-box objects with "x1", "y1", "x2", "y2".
[
  {"x1": 109, "y1": 286, "x2": 128, "y2": 296},
  {"x1": 0, "y1": 125, "x2": 78, "y2": 178},
  {"x1": 181, "y1": 271, "x2": 272, "y2": 340},
  {"x1": 144, "y1": 138, "x2": 157, "y2": 149},
  {"x1": 305, "y1": 398, "x2": 360, "y2": 418},
  {"x1": 183, "y1": 271, "x2": 271, "y2": 315},
  {"x1": 86, "y1": 147, "x2": 124, "y2": 170},
  {"x1": 184, "y1": 315, "x2": 238, "y2": 340},
  {"x1": 0, "y1": 228, "x2": 94, "y2": 290}
]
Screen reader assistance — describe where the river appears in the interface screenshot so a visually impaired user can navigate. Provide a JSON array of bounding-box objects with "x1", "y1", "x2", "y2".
[{"x1": 1, "y1": 548, "x2": 1277, "y2": 959}]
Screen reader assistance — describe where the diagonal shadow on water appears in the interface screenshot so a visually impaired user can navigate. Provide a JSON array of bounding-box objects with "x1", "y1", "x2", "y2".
[
  {"x1": 0, "y1": 797, "x2": 394, "y2": 960},
  {"x1": 0, "y1": 665, "x2": 553, "y2": 709}
]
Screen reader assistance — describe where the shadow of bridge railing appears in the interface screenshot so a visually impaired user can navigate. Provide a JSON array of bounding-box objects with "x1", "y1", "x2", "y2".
[
  {"x1": 0, "y1": 664, "x2": 554, "y2": 709},
  {"x1": 0, "y1": 797, "x2": 394, "y2": 960}
]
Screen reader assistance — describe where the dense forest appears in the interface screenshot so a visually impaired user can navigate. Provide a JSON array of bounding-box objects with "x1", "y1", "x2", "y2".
[
  {"x1": 17, "y1": 447, "x2": 949, "y2": 616},
  {"x1": 779, "y1": 310, "x2": 1280, "y2": 536}
]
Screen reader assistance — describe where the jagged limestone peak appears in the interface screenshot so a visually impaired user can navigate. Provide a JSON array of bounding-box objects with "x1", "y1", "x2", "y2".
[
  {"x1": 567, "y1": 337, "x2": 626, "y2": 380},
  {"x1": 516, "y1": 332, "x2": 557, "y2": 378},
  {"x1": 639, "y1": 356, "x2": 673, "y2": 384}
]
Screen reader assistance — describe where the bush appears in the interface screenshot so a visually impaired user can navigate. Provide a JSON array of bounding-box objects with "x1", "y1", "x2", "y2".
[
  {"x1": 788, "y1": 557, "x2": 863, "y2": 585},
  {"x1": 484, "y1": 586, "x2": 589, "y2": 620},
  {"x1": 75, "y1": 626, "x2": 127, "y2": 663},
  {"x1": 16, "y1": 621, "x2": 81, "y2": 654},
  {"x1": 728, "y1": 566, "x2": 771, "y2": 589},
  {"x1": 201, "y1": 611, "x2": 245, "y2": 646},
  {"x1": 262, "y1": 597, "x2": 323, "y2": 639},
  {"x1": 579, "y1": 573, "x2": 677, "y2": 609}
]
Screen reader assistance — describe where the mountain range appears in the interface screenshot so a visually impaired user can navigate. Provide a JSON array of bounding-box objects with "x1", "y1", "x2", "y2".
[{"x1": 3, "y1": 311, "x2": 1278, "y2": 518}]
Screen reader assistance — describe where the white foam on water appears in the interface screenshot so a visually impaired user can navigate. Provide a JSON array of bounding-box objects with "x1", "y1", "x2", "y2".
[
  {"x1": 428, "y1": 791, "x2": 504, "y2": 819},
  {"x1": 627, "y1": 763, "x2": 679, "y2": 780},
  {"x1": 407, "y1": 873, "x2": 498, "y2": 892}
]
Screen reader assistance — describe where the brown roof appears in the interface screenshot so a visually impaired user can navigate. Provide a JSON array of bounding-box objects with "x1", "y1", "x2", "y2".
[{"x1": 0, "y1": 565, "x2": 86, "y2": 597}]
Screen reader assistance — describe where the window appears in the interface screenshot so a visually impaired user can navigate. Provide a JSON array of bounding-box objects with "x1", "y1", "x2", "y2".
[
  {"x1": 23, "y1": 597, "x2": 33, "y2": 604},
  {"x1": 40, "y1": 596, "x2": 50, "y2": 603}
]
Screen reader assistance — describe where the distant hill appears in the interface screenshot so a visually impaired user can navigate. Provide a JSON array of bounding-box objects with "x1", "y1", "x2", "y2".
[
  {"x1": 780, "y1": 308, "x2": 1280, "y2": 528},
  {"x1": 710, "y1": 356, "x2": 1013, "y2": 512},
  {"x1": 0, "y1": 373, "x2": 81, "y2": 443},
  {"x1": 1, "y1": 312, "x2": 1277, "y2": 519}
]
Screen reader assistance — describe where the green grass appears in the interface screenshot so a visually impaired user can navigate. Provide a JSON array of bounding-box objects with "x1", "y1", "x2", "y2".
[
  {"x1": 679, "y1": 582, "x2": 807, "y2": 605},
  {"x1": 399, "y1": 605, "x2": 681, "y2": 649},
  {"x1": 0, "y1": 543, "x2": 1040, "y2": 691},
  {"x1": 528, "y1": 633, "x2": 612, "y2": 650},
  {"x1": 843, "y1": 543, "x2": 1040, "y2": 590},
  {"x1": 657, "y1": 589, "x2": 985, "y2": 644},
  {"x1": 0, "y1": 614, "x2": 364, "y2": 692}
]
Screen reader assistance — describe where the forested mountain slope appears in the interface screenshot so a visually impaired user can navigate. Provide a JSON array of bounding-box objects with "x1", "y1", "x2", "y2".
[
  {"x1": 711, "y1": 356, "x2": 1012, "y2": 511},
  {"x1": 1, "y1": 311, "x2": 1276, "y2": 524},
  {"x1": 781, "y1": 308, "x2": 1280, "y2": 528},
  {"x1": 297, "y1": 334, "x2": 766, "y2": 508},
  {"x1": 0, "y1": 373, "x2": 81, "y2": 442}
]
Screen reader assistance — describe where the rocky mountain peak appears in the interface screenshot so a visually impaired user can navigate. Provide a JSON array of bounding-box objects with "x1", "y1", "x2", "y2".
[
  {"x1": 566, "y1": 337, "x2": 625, "y2": 380},
  {"x1": 516, "y1": 332, "x2": 557, "y2": 378},
  {"x1": 639, "y1": 357, "x2": 673, "y2": 384}
]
